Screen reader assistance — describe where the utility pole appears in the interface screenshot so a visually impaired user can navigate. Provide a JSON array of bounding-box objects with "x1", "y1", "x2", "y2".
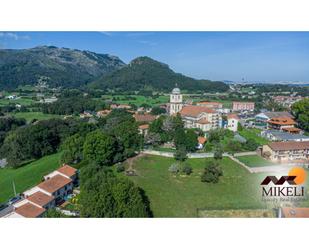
[{"x1": 12, "y1": 180, "x2": 16, "y2": 196}]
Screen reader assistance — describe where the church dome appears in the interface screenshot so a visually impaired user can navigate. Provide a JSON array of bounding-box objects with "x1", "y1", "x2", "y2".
[{"x1": 172, "y1": 87, "x2": 181, "y2": 94}]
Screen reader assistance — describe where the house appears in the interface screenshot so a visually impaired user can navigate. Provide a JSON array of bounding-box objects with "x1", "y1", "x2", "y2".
[
  {"x1": 179, "y1": 105, "x2": 221, "y2": 132},
  {"x1": 196, "y1": 101, "x2": 223, "y2": 109},
  {"x1": 232, "y1": 101, "x2": 255, "y2": 112},
  {"x1": 279, "y1": 207, "x2": 309, "y2": 218},
  {"x1": 261, "y1": 130, "x2": 309, "y2": 142},
  {"x1": 262, "y1": 141, "x2": 309, "y2": 162},
  {"x1": 134, "y1": 113, "x2": 157, "y2": 123},
  {"x1": 96, "y1": 109, "x2": 111, "y2": 117},
  {"x1": 138, "y1": 124, "x2": 149, "y2": 136},
  {"x1": 197, "y1": 136, "x2": 207, "y2": 149},
  {"x1": 226, "y1": 113, "x2": 239, "y2": 132},
  {"x1": 4, "y1": 202, "x2": 46, "y2": 218},
  {"x1": 267, "y1": 117, "x2": 296, "y2": 131},
  {"x1": 44, "y1": 164, "x2": 78, "y2": 185},
  {"x1": 255, "y1": 111, "x2": 293, "y2": 127},
  {"x1": 272, "y1": 95, "x2": 303, "y2": 108},
  {"x1": 79, "y1": 111, "x2": 94, "y2": 118}
]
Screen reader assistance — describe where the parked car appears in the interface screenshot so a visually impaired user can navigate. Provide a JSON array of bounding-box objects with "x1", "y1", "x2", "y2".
[{"x1": 8, "y1": 195, "x2": 22, "y2": 205}]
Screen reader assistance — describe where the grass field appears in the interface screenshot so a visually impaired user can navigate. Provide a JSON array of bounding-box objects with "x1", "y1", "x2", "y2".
[
  {"x1": 236, "y1": 155, "x2": 278, "y2": 167},
  {"x1": 121, "y1": 155, "x2": 269, "y2": 217},
  {"x1": 0, "y1": 153, "x2": 62, "y2": 203},
  {"x1": 239, "y1": 128, "x2": 269, "y2": 145},
  {"x1": 13, "y1": 112, "x2": 63, "y2": 122},
  {"x1": 0, "y1": 97, "x2": 35, "y2": 107}
]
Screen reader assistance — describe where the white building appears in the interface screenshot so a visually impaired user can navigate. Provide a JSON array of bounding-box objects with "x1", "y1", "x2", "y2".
[
  {"x1": 226, "y1": 113, "x2": 239, "y2": 132},
  {"x1": 169, "y1": 86, "x2": 183, "y2": 115}
]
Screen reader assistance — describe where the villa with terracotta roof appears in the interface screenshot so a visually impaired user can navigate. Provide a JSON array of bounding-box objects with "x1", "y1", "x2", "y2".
[{"x1": 262, "y1": 141, "x2": 309, "y2": 162}]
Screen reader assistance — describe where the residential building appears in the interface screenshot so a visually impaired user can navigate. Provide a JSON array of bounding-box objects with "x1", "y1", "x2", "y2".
[
  {"x1": 196, "y1": 101, "x2": 223, "y2": 109},
  {"x1": 267, "y1": 117, "x2": 296, "y2": 131},
  {"x1": 4, "y1": 202, "x2": 46, "y2": 218},
  {"x1": 180, "y1": 105, "x2": 221, "y2": 132},
  {"x1": 138, "y1": 124, "x2": 149, "y2": 136},
  {"x1": 197, "y1": 136, "x2": 207, "y2": 149},
  {"x1": 255, "y1": 111, "x2": 294, "y2": 127},
  {"x1": 232, "y1": 101, "x2": 255, "y2": 112},
  {"x1": 261, "y1": 130, "x2": 309, "y2": 142},
  {"x1": 96, "y1": 109, "x2": 111, "y2": 117},
  {"x1": 169, "y1": 87, "x2": 183, "y2": 115},
  {"x1": 272, "y1": 95, "x2": 303, "y2": 108},
  {"x1": 134, "y1": 113, "x2": 157, "y2": 123},
  {"x1": 262, "y1": 141, "x2": 309, "y2": 162},
  {"x1": 226, "y1": 113, "x2": 239, "y2": 132}
]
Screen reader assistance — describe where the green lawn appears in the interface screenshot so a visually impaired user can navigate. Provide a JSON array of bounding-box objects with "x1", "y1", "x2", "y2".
[
  {"x1": 239, "y1": 128, "x2": 269, "y2": 145},
  {"x1": 120, "y1": 155, "x2": 269, "y2": 217},
  {"x1": 236, "y1": 155, "x2": 278, "y2": 167},
  {"x1": 0, "y1": 153, "x2": 62, "y2": 203},
  {"x1": 13, "y1": 112, "x2": 63, "y2": 122},
  {"x1": 0, "y1": 97, "x2": 35, "y2": 107}
]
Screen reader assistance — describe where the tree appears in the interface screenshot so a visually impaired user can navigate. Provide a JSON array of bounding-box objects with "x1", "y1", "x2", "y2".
[
  {"x1": 201, "y1": 160, "x2": 223, "y2": 183},
  {"x1": 150, "y1": 106, "x2": 166, "y2": 115},
  {"x1": 214, "y1": 145, "x2": 223, "y2": 160},
  {"x1": 291, "y1": 98, "x2": 309, "y2": 132},
  {"x1": 79, "y1": 163, "x2": 151, "y2": 217},
  {"x1": 224, "y1": 140, "x2": 242, "y2": 155},
  {"x1": 185, "y1": 129, "x2": 198, "y2": 152},
  {"x1": 83, "y1": 130, "x2": 117, "y2": 166},
  {"x1": 61, "y1": 134, "x2": 85, "y2": 164},
  {"x1": 174, "y1": 146, "x2": 188, "y2": 161},
  {"x1": 237, "y1": 122, "x2": 243, "y2": 132},
  {"x1": 244, "y1": 138, "x2": 259, "y2": 151},
  {"x1": 43, "y1": 209, "x2": 69, "y2": 218}
]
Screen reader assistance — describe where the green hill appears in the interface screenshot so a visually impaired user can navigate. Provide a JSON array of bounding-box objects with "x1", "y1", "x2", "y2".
[{"x1": 90, "y1": 56, "x2": 229, "y2": 92}]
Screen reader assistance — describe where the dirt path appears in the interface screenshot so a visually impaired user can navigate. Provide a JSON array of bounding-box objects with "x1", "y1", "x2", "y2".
[{"x1": 125, "y1": 153, "x2": 146, "y2": 170}]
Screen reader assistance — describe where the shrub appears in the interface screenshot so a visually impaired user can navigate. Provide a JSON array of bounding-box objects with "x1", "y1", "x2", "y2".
[
  {"x1": 182, "y1": 164, "x2": 193, "y2": 175},
  {"x1": 169, "y1": 163, "x2": 180, "y2": 174},
  {"x1": 174, "y1": 146, "x2": 188, "y2": 161},
  {"x1": 116, "y1": 164, "x2": 125, "y2": 173},
  {"x1": 201, "y1": 160, "x2": 223, "y2": 183}
]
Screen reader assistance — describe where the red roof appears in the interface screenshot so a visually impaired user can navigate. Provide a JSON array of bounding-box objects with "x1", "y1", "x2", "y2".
[
  {"x1": 198, "y1": 136, "x2": 207, "y2": 144},
  {"x1": 268, "y1": 141, "x2": 309, "y2": 151},
  {"x1": 57, "y1": 164, "x2": 77, "y2": 178},
  {"x1": 138, "y1": 124, "x2": 149, "y2": 130},
  {"x1": 27, "y1": 191, "x2": 54, "y2": 207},
  {"x1": 38, "y1": 175, "x2": 72, "y2": 194},
  {"x1": 281, "y1": 207, "x2": 309, "y2": 218},
  {"x1": 180, "y1": 105, "x2": 215, "y2": 118},
  {"x1": 15, "y1": 203, "x2": 46, "y2": 218},
  {"x1": 134, "y1": 114, "x2": 156, "y2": 123},
  {"x1": 268, "y1": 117, "x2": 296, "y2": 126},
  {"x1": 227, "y1": 113, "x2": 239, "y2": 120},
  {"x1": 197, "y1": 118, "x2": 210, "y2": 124}
]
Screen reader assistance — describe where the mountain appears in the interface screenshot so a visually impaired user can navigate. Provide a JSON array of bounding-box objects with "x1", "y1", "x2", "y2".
[
  {"x1": 0, "y1": 46, "x2": 125, "y2": 89},
  {"x1": 90, "y1": 56, "x2": 229, "y2": 92}
]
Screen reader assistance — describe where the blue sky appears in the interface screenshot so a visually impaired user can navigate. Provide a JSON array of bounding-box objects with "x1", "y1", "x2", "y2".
[{"x1": 0, "y1": 31, "x2": 309, "y2": 82}]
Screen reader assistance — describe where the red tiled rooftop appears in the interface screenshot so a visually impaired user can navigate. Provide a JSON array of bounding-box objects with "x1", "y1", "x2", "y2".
[
  {"x1": 38, "y1": 174, "x2": 72, "y2": 194},
  {"x1": 138, "y1": 124, "x2": 149, "y2": 130},
  {"x1": 57, "y1": 164, "x2": 77, "y2": 178},
  {"x1": 27, "y1": 191, "x2": 54, "y2": 207},
  {"x1": 15, "y1": 202, "x2": 46, "y2": 218},
  {"x1": 227, "y1": 113, "x2": 239, "y2": 120},
  {"x1": 268, "y1": 117, "x2": 296, "y2": 126},
  {"x1": 180, "y1": 105, "x2": 215, "y2": 118},
  {"x1": 198, "y1": 136, "x2": 207, "y2": 144},
  {"x1": 268, "y1": 141, "x2": 309, "y2": 151}
]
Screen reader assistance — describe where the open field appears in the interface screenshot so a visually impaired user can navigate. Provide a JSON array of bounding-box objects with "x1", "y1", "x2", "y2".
[
  {"x1": 0, "y1": 153, "x2": 62, "y2": 203},
  {"x1": 13, "y1": 112, "x2": 63, "y2": 122},
  {"x1": 236, "y1": 155, "x2": 278, "y2": 167},
  {"x1": 197, "y1": 208, "x2": 276, "y2": 217},
  {"x1": 120, "y1": 155, "x2": 269, "y2": 217},
  {"x1": 239, "y1": 128, "x2": 269, "y2": 145},
  {"x1": 0, "y1": 97, "x2": 36, "y2": 107}
]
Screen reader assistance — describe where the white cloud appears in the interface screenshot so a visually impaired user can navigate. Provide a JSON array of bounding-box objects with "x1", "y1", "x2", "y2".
[{"x1": 0, "y1": 32, "x2": 30, "y2": 40}]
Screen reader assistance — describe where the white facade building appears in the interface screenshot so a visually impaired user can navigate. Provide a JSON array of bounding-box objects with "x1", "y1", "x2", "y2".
[{"x1": 169, "y1": 87, "x2": 183, "y2": 115}]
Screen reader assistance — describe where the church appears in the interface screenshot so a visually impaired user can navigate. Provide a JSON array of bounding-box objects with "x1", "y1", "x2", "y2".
[{"x1": 169, "y1": 86, "x2": 222, "y2": 132}]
